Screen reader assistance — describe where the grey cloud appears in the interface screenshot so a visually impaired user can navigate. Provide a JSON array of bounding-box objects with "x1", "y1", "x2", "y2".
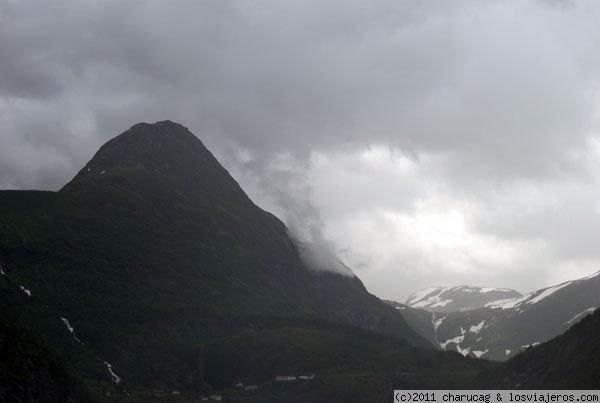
[
  {"x1": 184, "y1": 0, "x2": 600, "y2": 191},
  {"x1": 224, "y1": 152, "x2": 325, "y2": 242},
  {"x1": 296, "y1": 241, "x2": 355, "y2": 277},
  {"x1": 3, "y1": 0, "x2": 600, "y2": 297},
  {"x1": 5, "y1": 0, "x2": 598, "y2": 175},
  {"x1": 471, "y1": 178, "x2": 600, "y2": 261}
]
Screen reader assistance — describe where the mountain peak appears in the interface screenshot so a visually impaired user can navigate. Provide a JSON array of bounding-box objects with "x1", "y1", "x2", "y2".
[
  {"x1": 405, "y1": 285, "x2": 522, "y2": 312},
  {"x1": 63, "y1": 120, "x2": 209, "y2": 185},
  {"x1": 60, "y1": 121, "x2": 251, "y2": 208}
]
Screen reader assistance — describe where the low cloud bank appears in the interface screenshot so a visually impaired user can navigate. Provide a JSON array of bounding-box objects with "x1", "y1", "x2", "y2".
[{"x1": 293, "y1": 238, "x2": 356, "y2": 277}]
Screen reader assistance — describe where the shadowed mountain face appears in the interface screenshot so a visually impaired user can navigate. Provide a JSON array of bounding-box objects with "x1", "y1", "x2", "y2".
[
  {"x1": 481, "y1": 307, "x2": 600, "y2": 389},
  {"x1": 0, "y1": 307, "x2": 93, "y2": 403},
  {"x1": 0, "y1": 121, "x2": 429, "y2": 389}
]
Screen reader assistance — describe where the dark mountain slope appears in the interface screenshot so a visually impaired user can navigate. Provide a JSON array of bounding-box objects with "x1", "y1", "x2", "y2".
[
  {"x1": 482, "y1": 307, "x2": 600, "y2": 388},
  {"x1": 0, "y1": 121, "x2": 429, "y2": 391},
  {"x1": 0, "y1": 306, "x2": 95, "y2": 403}
]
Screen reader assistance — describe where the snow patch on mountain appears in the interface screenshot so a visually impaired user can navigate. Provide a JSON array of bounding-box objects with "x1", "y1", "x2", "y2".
[
  {"x1": 440, "y1": 335, "x2": 465, "y2": 349},
  {"x1": 413, "y1": 296, "x2": 453, "y2": 309},
  {"x1": 401, "y1": 270, "x2": 600, "y2": 361},
  {"x1": 480, "y1": 287, "x2": 514, "y2": 294},
  {"x1": 60, "y1": 317, "x2": 74, "y2": 333},
  {"x1": 565, "y1": 307, "x2": 597, "y2": 325},
  {"x1": 485, "y1": 294, "x2": 529, "y2": 310},
  {"x1": 521, "y1": 342, "x2": 541, "y2": 350},
  {"x1": 406, "y1": 285, "x2": 521, "y2": 312},
  {"x1": 19, "y1": 286, "x2": 31, "y2": 297},
  {"x1": 406, "y1": 287, "x2": 453, "y2": 308},
  {"x1": 526, "y1": 282, "x2": 571, "y2": 304},
  {"x1": 59, "y1": 316, "x2": 84, "y2": 344},
  {"x1": 487, "y1": 280, "x2": 578, "y2": 310},
  {"x1": 104, "y1": 362, "x2": 121, "y2": 384},
  {"x1": 406, "y1": 287, "x2": 441, "y2": 305},
  {"x1": 472, "y1": 349, "x2": 488, "y2": 358},
  {"x1": 469, "y1": 320, "x2": 485, "y2": 334},
  {"x1": 456, "y1": 345, "x2": 471, "y2": 356},
  {"x1": 431, "y1": 299, "x2": 452, "y2": 308}
]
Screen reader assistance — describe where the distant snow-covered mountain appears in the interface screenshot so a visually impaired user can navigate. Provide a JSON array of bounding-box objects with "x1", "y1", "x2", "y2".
[
  {"x1": 390, "y1": 271, "x2": 600, "y2": 361},
  {"x1": 405, "y1": 286, "x2": 522, "y2": 312}
]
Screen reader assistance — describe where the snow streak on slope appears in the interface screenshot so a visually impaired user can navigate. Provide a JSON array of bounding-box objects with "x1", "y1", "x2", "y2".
[
  {"x1": 60, "y1": 317, "x2": 84, "y2": 345},
  {"x1": 104, "y1": 362, "x2": 121, "y2": 384},
  {"x1": 480, "y1": 287, "x2": 514, "y2": 294},
  {"x1": 565, "y1": 307, "x2": 597, "y2": 325},
  {"x1": 469, "y1": 320, "x2": 485, "y2": 334},
  {"x1": 526, "y1": 282, "x2": 572, "y2": 304},
  {"x1": 440, "y1": 334, "x2": 464, "y2": 349},
  {"x1": 456, "y1": 345, "x2": 471, "y2": 357},
  {"x1": 472, "y1": 349, "x2": 488, "y2": 358},
  {"x1": 433, "y1": 316, "x2": 445, "y2": 330},
  {"x1": 485, "y1": 294, "x2": 529, "y2": 309},
  {"x1": 60, "y1": 317, "x2": 74, "y2": 333},
  {"x1": 431, "y1": 312, "x2": 445, "y2": 346}
]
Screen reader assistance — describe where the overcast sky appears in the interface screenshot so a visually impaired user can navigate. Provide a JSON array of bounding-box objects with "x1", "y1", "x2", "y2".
[{"x1": 3, "y1": 0, "x2": 600, "y2": 301}]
